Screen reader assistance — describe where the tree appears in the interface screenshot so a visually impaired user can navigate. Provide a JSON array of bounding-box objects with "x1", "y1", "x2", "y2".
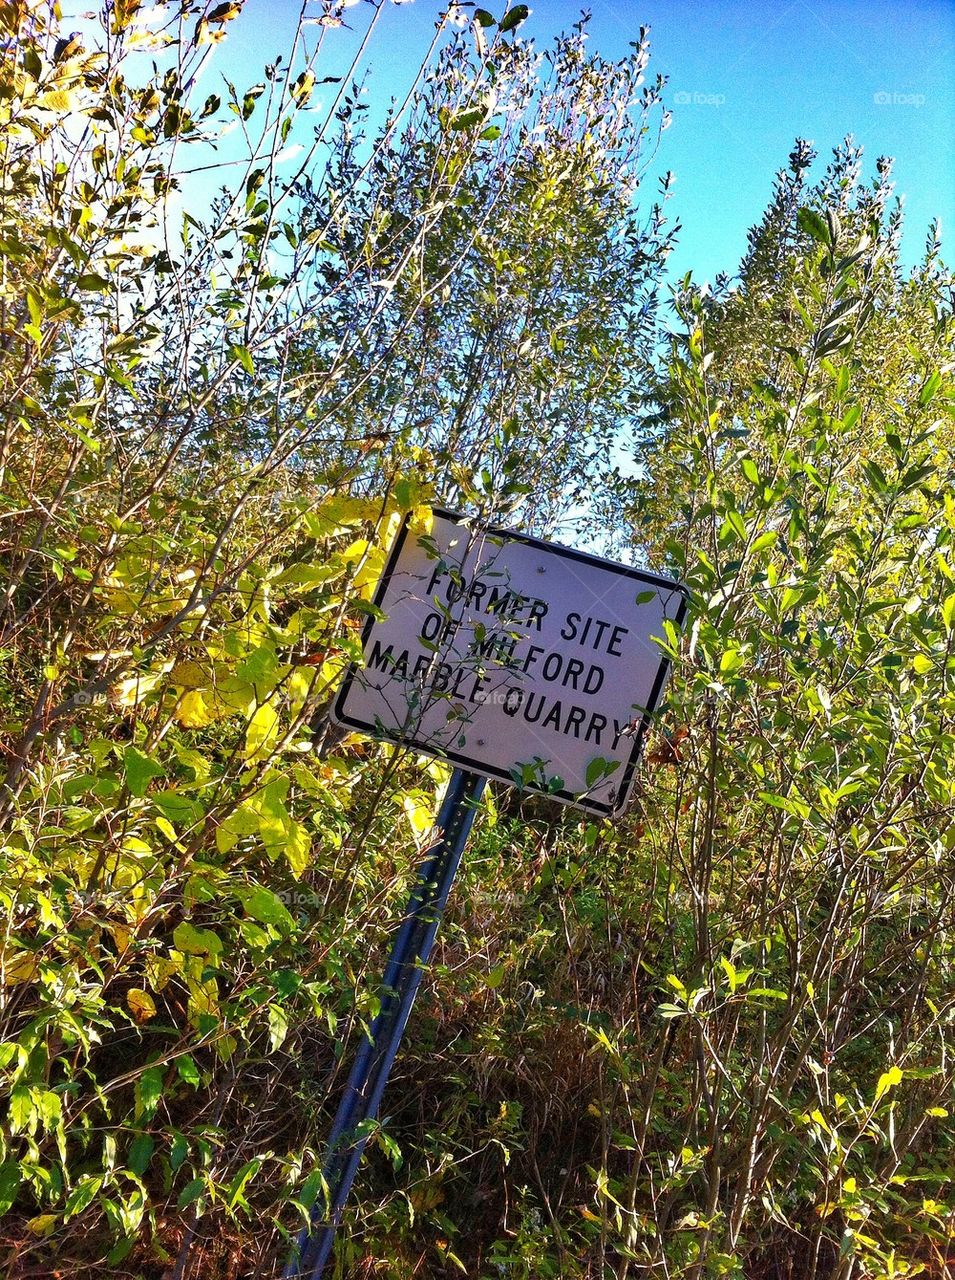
[
  {"x1": 0, "y1": 1, "x2": 673, "y2": 1272},
  {"x1": 600, "y1": 139, "x2": 955, "y2": 1278}
]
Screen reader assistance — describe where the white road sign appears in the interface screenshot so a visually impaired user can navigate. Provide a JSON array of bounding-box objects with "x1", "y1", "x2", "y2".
[{"x1": 334, "y1": 509, "x2": 687, "y2": 815}]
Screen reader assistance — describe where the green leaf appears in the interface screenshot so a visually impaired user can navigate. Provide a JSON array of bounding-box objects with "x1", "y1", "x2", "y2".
[
  {"x1": 750, "y1": 529, "x2": 778, "y2": 553},
  {"x1": 719, "y1": 648, "x2": 743, "y2": 674},
  {"x1": 236, "y1": 644, "x2": 278, "y2": 687},
  {"x1": 719, "y1": 956, "x2": 738, "y2": 991},
  {"x1": 170, "y1": 1131, "x2": 189, "y2": 1172},
  {"x1": 123, "y1": 746, "x2": 164, "y2": 797},
  {"x1": 585, "y1": 756, "x2": 618, "y2": 787},
  {"x1": 152, "y1": 790, "x2": 204, "y2": 828},
  {"x1": 796, "y1": 207, "x2": 830, "y2": 248},
  {"x1": 229, "y1": 343, "x2": 254, "y2": 375},
  {"x1": 9, "y1": 1087, "x2": 32, "y2": 1134},
  {"x1": 759, "y1": 791, "x2": 810, "y2": 820},
  {"x1": 25, "y1": 288, "x2": 43, "y2": 327},
  {"x1": 173, "y1": 921, "x2": 223, "y2": 958},
  {"x1": 177, "y1": 1055, "x2": 201, "y2": 1087},
  {"x1": 499, "y1": 3, "x2": 530, "y2": 32},
  {"x1": 840, "y1": 404, "x2": 861, "y2": 431},
  {"x1": 65, "y1": 1175, "x2": 103, "y2": 1219},
  {"x1": 0, "y1": 1162, "x2": 21, "y2": 1215},
  {"x1": 227, "y1": 1158, "x2": 262, "y2": 1211},
  {"x1": 76, "y1": 273, "x2": 111, "y2": 291},
  {"x1": 658, "y1": 1003, "x2": 686, "y2": 1020},
  {"x1": 268, "y1": 1002, "x2": 289, "y2": 1052},
  {"x1": 918, "y1": 371, "x2": 941, "y2": 405},
  {"x1": 450, "y1": 106, "x2": 487, "y2": 131},
  {"x1": 942, "y1": 592, "x2": 955, "y2": 634},
  {"x1": 241, "y1": 886, "x2": 294, "y2": 931},
  {"x1": 135, "y1": 1065, "x2": 164, "y2": 1120},
  {"x1": 376, "y1": 1129, "x2": 403, "y2": 1170},
  {"x1": 128, "y1": 1133, "x2": 154, "y2": 1176},
  {"x1": 177, "y1": 1177, "x2": 206, "y2": 1209}
]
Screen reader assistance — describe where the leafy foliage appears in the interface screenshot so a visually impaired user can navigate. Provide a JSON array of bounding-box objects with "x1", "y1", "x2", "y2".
[
  {"x1": 0, "y1": 2, "x2": 677, "y2": 1275},
  {"x1": 1, "y1": 1, "x2": 952, "y2": 1276}
]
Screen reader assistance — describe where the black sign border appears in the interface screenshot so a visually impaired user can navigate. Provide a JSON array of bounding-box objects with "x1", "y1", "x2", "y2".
[{"x1": 332, "y1": 507, "x2": 688, "y2": 817}]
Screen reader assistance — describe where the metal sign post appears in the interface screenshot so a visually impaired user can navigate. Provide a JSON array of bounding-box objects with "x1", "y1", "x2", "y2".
[
  {"x1": 280, "y1": 508, "x2": 685, "y2": 1277},
  {"x1": 284, "y1": 769, "x2": 486, "y2": 1279}
]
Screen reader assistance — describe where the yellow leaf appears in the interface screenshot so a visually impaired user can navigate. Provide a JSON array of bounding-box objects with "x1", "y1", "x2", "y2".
[
  {"x1": 291, "y1": 68, "x2": 315, "y2": 105},
  {"x1": 244, "y1": 700, "x2": 280, "y2": 759},
  {"x1": 423, "y1": 757, "x2": 452, "y2": 786},
  {"x1": 943, "y1": 591, "x2": 955, "y2": 633},
  {"x1": 1, "y1": 948, "x2": 37, "y2": 986},
  {"x1": 170, "y1": 660, "x2": 211, "y2": 689},
  {"x1": 215, "y1": 803, "x2": 261, "y2": 854},
  {"x1": 215, "y1": 674, "x2": 255, "y2": 712},
  {"x1": 875, "y1": 1065, "x2": 903, "y2": 1102},
  {"x1": 409, "y1": 504, "x2": 434, "y2": 536},
  {"x1": 208, "y1": 0, "x2": 243, "y2": 22},
  {"x1": 378, "y1": 508, "x2": 403, "y2": 550},
  {"x1": 155, "y1": 816, "x2": 178, "y2": 843},
  {"x1": 176, "y1": 689, "x2": 217, "y2": 727},
  {"x1": 341, "y1": 538, "x2": 386, "y2": 594},
  {"x1": 288, "y1": 665, "x2": 315, "y2": 713},
  {"x1": 215, "y1": 1033, "x2": 237, "y2": 1062},
  {"x1": 398, "y1": 789, "x2": 434, "y2": 840},
  {"x1": 182, "y1": 955, "x2": 218, "y2": 1024},
  {"x1": 112, "y1": 668, "x2": 167, "y2": 706},
  {"x1": 108, "y1": 923, "x2": 132, "y2": 953},
  {"x1": 110, "y1": 0, "x2": 142, "y2": 31},
  {"x1": 27, "y1": 1214, "x2": 58, "y2": 1237},
  {"x1": 809, "y1": 1108, "x2": 831, "y2": 1134},
  {"x1": 303, "y1": 494, "x2": 373, "y2": 538},
  {"x1": 144, "y1": 956, "x2": 178, "y2": 991},
  {"x1": 127, "y1": 988, "x2": 157, "y2": 1024},
  {"x1": 283, "y1": 818, "x2": 311, "y2": 878},
  {"x1": 39, "y1": 88, "x2": 79, "y2": 112}
]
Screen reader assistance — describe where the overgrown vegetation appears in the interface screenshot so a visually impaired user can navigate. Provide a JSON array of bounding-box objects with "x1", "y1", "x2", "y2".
[{"x1": 0, "y1": 2, "x2": 952, "y2": 1278}]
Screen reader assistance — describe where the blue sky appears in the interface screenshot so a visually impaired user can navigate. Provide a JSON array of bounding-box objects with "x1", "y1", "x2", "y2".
[{"x1": 206, "y1": 0, "x2": 954, "y2": 284}]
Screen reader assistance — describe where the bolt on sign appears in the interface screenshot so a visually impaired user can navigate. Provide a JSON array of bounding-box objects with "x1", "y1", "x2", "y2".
[{"x1": 334, "y1": 509, "x2": 687, "y2": 815}]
